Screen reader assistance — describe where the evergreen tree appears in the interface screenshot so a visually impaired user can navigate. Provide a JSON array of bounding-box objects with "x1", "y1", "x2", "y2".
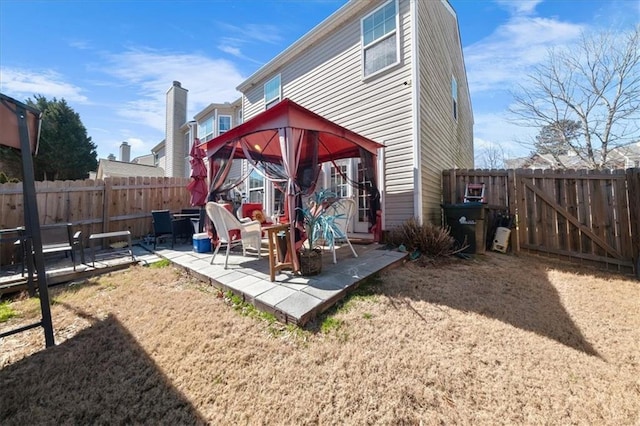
[
  {"x1": 534, "y1": 120, "x2": 582, "y2": 166},
  {"x1": 0, "y1": 96, "x2": 98, "y2": 181},
  {"x1": 28, "y1": 96, "x2": 97, "y2": 180}
]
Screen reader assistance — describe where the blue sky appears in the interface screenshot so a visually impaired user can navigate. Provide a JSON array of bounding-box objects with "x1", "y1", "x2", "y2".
[{"x1": 1, "y1": 0, "x2": 638, "y2": 163}]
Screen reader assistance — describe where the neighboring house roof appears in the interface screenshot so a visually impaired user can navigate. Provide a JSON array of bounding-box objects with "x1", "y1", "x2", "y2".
[
  {"x1": 609, "y1": 142, "x2": 640, "y2": 168},
  {"x1": 95, "y1": 159, "x2": 164, "y2": 179},
  {"x1": 194, "y1": 100, "x2": 242, "y2": 122},
  {"x1": 505, "y1": 145, "x2": 640, "y2": 170},
  {"x1": 504, "y1": 153, "x2": 593, "y2": 170},
  {"x1": 151, "y1": 139, "x2": 165, "y2": 153},
  {"x1": 131, "y1": 153, "x2": 155, "y2": 166}
]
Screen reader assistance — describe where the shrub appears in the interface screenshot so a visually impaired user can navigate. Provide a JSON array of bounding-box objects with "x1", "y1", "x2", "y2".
[{"x1": 387, "y1": 218, "x2": 459, "y2": 258}]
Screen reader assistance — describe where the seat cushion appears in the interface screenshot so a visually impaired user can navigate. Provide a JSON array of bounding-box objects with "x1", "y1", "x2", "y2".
[{"x1": 251, "y1": 209, "x2": 267, "y2": 224}]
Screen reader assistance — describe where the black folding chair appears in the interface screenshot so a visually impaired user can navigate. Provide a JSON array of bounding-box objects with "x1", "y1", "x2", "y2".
[{"x1": 151, "y1": 210, "x2": 176, "y2": 249}]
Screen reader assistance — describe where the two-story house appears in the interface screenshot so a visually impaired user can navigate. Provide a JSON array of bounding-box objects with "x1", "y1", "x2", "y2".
[{"x1": 178, "y1": 0, "x2": 472, "y2": 236}]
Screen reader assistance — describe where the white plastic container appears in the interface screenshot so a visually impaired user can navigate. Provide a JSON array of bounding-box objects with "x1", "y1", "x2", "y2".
[{"x1": 492, "y1": 227, "x2": 511, "y2": 253}]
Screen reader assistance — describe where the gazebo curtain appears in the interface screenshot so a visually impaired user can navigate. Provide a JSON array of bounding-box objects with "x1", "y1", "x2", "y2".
[
  {"x1": 207, "y1": 127, "x2": 376, "y2": 271},
  {"x1": 328, "y1": 147, "x2": 380, "y2": 230},
  {"x1": 201, "y1": 99, "x2": 385, "y2": 272}
]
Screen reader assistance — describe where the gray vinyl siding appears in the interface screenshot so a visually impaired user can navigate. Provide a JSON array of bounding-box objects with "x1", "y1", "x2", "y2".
[
  {"x1": 242, "y1": 0, "x2": 416, "y2": 228},
  {"x1": 416, "y1": 0, "x2": 473, "y2": 224}
]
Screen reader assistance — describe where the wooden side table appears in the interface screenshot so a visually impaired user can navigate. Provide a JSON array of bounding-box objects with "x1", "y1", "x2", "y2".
[{"x1": 263, "y1": 223, "x2": 294, "y2": 281}]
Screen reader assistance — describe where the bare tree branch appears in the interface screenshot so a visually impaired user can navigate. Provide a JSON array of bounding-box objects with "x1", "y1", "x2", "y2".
[{"x1": 509, "y1": 26, "x2": 640, "y2": 169}]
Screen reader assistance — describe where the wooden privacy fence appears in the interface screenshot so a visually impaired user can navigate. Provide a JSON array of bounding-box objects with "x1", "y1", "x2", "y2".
[
  {"x1": 0, "y1": 177, "x2": 192, "y2": 266},
  {"x1": 443, "y1": 168, "x2": 640, "y2": 277}
]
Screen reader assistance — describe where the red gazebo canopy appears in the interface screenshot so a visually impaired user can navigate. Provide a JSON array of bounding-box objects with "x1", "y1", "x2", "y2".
[
  {"x1": 199, "y1": 98, "x2": 383, "y2": 167},
  {"x1": 197, "y1": 98, "x2": 385, "y2": 272}
]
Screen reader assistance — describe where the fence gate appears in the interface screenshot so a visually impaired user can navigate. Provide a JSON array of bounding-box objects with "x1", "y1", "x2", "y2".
[
  {"x1": 516, "y1": 169, "x2": 635, "y2": 274},
  {"x1": 442, "y1": 168, "x2": 639, "y2": 277}
]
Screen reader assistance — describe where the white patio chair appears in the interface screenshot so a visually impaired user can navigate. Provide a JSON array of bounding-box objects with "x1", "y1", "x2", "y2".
[
  {"x1": 205, "y1": 202, "x2": 262, "y2": 269},
  {"x1": 329, "y1": 198, "x2": 358, "y2": 264}
]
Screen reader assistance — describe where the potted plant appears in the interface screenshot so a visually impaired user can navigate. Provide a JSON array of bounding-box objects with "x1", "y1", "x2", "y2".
[{"x1": 297, "y1": 188, "x2": 345, "y2": 276}]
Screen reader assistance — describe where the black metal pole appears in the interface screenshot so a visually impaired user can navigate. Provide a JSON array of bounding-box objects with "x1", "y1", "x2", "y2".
[{"x1": 17, "y1": 104, "x2": 55, "y2": 347}]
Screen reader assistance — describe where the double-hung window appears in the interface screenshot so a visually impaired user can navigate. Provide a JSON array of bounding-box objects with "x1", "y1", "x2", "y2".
[
  {"x1": 264, "y1": 75, "x2": 281, "y2": 109},
  {"x1": 218, "y1": 115, "x2": 231, "y2": 134},
  {"x1": 362, "y1": 0, "x2": 399, "y2": 78},
  {"x1": 198, "y1": 117, "x2": 214, "y2": 142}
]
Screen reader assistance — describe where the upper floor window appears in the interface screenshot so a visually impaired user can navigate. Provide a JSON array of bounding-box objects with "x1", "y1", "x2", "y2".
[
  {"x1": 218, "y1": 115, "x2": 231, "y2": 134},
  {"x1": 198, "y1": 117, "x2": 214, "y2": 142},
  {"x1": 451, "y1": 76, "x2": 458, "y2": 121},
  {"x1": 362, "y1": 0, "x2": 399, "y2": 78},
  {"x1": 264, "y1": 74, "x2": 281, "y2": 109}
]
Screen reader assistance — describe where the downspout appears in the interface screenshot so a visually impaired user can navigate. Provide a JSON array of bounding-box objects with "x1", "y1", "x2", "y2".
[
  {"x1": 410, "y1": 0, "x2": 423, "y2": 224},
  {"x1": 188, "y1": 120, "x2": 198, "y2": 147},
  {"x1": 377, "y1": 146, "x2": 385, "y2": 239}
]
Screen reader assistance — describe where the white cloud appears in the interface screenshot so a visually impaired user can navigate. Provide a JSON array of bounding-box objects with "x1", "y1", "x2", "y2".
[
  {"x1": 217, "y1": 44, "x2": 263, "y2": 65},
  {"x1": 0, "y1": 67, "x2": 89, "y2": 103},
  {"x1": 99, "y1": 48, "x2": 246, "y2": 133},
  {"x1": 100, "y1": 136, "x2": 148, "y2": 160},
  {"x1": 494, "y1": 0, "x2": 543, "y2": 16},
  {"x1": 219, "y1": 45, "x2": 242, "y2": 57},
  {"x1": 217, "y1": 23, "x2": 285, "y2": 45},
  {"x1": 473, "y1": 111, "x2": 536, "y2": 158},
  {"x1": 68, "y1": 39, "x2": 92, "y2": 50},
  {"x1": 465, "y1": 16, "x2": 584, "y2": 94},
  {"x1": 215, "y1": 22, "x2": 286, "y2": 64},
  {"x1": 43, "y1": 47, "x2": 248, "y2": 159}
]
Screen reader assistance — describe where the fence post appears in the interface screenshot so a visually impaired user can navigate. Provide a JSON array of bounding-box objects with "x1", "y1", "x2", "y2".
[
  {"x1": 627, "y1": 168, "x2": 640, "y2": 279},
  {"x1": 101, "y1": 178, "x2": 112, "y2": 249},
  {"x1": 507, "y1": 169, "x2": 520, "y2": 253},
  {"x1": 449, "y1": 168, "x2": 457, "y2": 204}
]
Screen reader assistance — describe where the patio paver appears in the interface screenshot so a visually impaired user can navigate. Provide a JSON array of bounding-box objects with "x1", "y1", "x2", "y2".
[{"x1": 146, "y1": 240, "x2": 407, "y2": 326}]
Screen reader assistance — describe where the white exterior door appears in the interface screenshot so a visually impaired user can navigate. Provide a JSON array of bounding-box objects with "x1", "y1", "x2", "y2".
[
  {"x1": 353, "y1": 158, "x2": 371, "y2": 233},
  {"x1": 324, "y1": 159, "x2": 370, "y2": 234}
]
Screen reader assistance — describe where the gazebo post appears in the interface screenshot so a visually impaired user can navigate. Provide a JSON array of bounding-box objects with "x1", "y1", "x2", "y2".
[
  {"x1": 17, "y1": 103, "x2": 55, "y2": 347},
  {"x1": 0, "y1": 94, "x2": 55, "y2": 347}
]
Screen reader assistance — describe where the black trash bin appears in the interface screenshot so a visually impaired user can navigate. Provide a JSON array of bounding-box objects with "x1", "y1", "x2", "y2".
[{"x1": 442, "y1": 202, "x2": 488, "y2": 254}]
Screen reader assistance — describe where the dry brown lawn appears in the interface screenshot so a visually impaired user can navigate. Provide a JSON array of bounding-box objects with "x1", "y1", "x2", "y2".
[{"x1": 1, "y1": 253, "x2": 639, "y2": 425}]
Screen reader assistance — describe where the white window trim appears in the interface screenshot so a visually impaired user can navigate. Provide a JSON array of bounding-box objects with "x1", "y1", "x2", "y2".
[
  {"x1": 264, "y1": 74, "x2": 281, "y2": 109},
  {"x1": 218, "y1": 114, "x2": 232, "y2": 134},
  {"x1": 198, "y1": 116, "x2": 214, "y2": 142},
  {"x1": 361, "y1": 0, "x2": 401, "y2": 80}
]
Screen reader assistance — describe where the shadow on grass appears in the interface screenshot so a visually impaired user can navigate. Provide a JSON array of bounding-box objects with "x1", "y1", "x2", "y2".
[
  {"x1": 373, "y1": 255, "x2": 600, "y2": 358},
  {"x1": 0, "y1": 311, "x2": 207, "y2": 425}
]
